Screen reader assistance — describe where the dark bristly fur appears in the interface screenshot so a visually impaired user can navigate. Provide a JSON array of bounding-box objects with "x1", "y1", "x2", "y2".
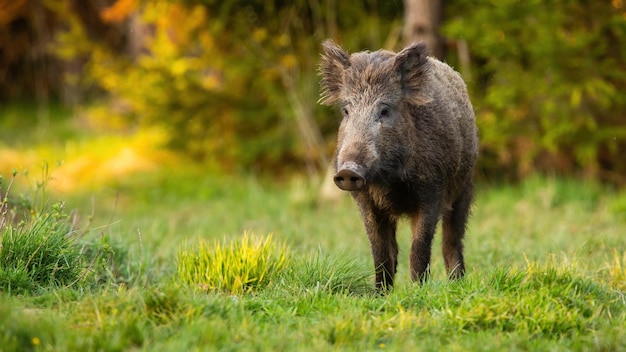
[{"x1": 319, "y1": 39, "x2": 479, "y2": 289}]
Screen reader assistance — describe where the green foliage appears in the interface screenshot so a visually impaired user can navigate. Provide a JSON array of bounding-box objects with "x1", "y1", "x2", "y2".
[
  {"x1": 444, "y1": 0, "x2": 626, "y2": 182},
  {"x1": 177, "y1": 233, "x2": 288, "y2": 294}
]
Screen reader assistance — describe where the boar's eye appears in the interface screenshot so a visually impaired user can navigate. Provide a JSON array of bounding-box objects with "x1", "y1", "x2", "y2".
[
  {"x1": 341, "y1": 107, "x2": 349, "y2": 118},
  {"x1": 380, "y1": 106, "x2": 390, "y2": 118}
]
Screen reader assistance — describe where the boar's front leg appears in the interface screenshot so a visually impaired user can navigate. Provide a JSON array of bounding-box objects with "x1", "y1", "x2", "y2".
[
  {"x1": 359, "y1": 204, "x2": 398, "y2": 289},
  {"x1": 409, "y1": 204, "x2": 441, "y2": 283}
]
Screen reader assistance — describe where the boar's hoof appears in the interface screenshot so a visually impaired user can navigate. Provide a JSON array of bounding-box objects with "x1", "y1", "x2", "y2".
[{"x1": 334, "y1": 165, "x2": 366, "y2": 191}]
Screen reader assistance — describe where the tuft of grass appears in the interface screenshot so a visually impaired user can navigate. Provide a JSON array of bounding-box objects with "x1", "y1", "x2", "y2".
[
  {"x1": 177, "y1": 233, "x2": 288, "y2": 294},
  {"x1": 0, "y1": 202, "x2": 85, "y2": 293},
  {"x1": 279, "y1": 250, "x2": 373, "y2": 295},
  {"x1": 604, "y1": 249, "x2": 626, "y2": 291},
  {"x1": 0, "y1": 170, "x2": 128, "y2": 294},
  {"x1": 142, "y1": 285, "x2": 187, "y2": 325},
  {"x1": 0, "y1": 169, "x2": 88, "y2": 293}
]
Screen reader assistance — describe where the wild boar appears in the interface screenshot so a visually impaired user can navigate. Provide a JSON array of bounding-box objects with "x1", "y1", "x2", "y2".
[{"x1": 319, "y1": 40, "x2": 478, "y2": 289}]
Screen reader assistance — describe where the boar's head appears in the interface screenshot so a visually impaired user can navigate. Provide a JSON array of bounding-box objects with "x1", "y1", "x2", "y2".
[{"x1": 319, "y1": 40, "x2": 432, "y2": 191}]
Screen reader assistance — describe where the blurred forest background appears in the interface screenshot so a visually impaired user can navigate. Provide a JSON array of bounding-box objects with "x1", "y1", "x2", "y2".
[{"x1": 1, "y1": 0, "x2": 626, "y2": 186}]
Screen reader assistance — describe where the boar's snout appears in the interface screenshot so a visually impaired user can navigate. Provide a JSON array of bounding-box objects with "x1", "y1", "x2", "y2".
[{"x1": 334, "y1": 162, "x2": 366, "y2": 191}]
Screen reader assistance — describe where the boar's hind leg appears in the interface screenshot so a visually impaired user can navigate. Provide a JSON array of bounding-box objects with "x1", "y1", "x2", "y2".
[
  {"x1": 442, "y1": 182, "x2": 473, "y2": 280},
  {"x1": 410, "y1": 206, "x2": 441, "y2": 284},
  {"x1": 363, "y1": 208, "x2": 398, "y2": 290}
]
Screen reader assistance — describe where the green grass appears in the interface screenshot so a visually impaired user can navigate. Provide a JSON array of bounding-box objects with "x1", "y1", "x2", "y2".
[
  {"x1": 1, "y1": 168, "x2": 625, "y2": 351},
  {"x1": 0, "y1": 101, "x2": 77, "y2": 146}
]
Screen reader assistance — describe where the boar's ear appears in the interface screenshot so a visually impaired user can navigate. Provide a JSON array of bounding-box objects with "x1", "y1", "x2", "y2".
[
  {"x1": 318, "y1": 40, "x2": 350, "y2": 106},
  {"x1": 393, "y1": 42, "x2": 433, "y2": 105}
]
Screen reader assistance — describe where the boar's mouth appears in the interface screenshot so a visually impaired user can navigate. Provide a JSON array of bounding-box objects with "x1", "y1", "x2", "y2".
[{"x1": 334, "y1": 162, "x2": 366, "y2": 191}]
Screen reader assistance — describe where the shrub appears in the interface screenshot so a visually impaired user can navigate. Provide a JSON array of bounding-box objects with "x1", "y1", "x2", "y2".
[
  {"x1": 49, "y1": 0, "x2": 403, "y2": 173},
  {"x1": 444, "y1": 0, "x2": 626, "y2": 182}
]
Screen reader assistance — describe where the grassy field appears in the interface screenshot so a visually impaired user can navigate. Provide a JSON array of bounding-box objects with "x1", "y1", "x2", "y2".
[
  {"x1": 1, "y1": 105, "x2": 625, "y2": 351},
  {"x1": 1, "y1": 168, "x2": 625, "y2": 351}
]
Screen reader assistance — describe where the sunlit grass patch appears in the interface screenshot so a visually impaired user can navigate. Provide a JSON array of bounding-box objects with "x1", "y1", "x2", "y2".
[
  {"x1": 0, "y1": 127, "x2": 176, "y2": 193},
  {"x1": 177, "y1": 233, "x2": 288, "y2": 294},
  {"x1": 603, "y1": 250, "x2": 626, "y2": 292},
  {"x1": 447, "y1": 257, "x2": 624, "y2": 338}
]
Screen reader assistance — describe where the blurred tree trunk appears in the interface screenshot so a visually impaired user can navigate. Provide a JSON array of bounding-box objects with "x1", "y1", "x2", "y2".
[
  {"x1": 30, "y1": 0, "x2": 50, "y2": 123},
  {"x1": 403, "y1": 0, "x2": 444, "y2": 59}
]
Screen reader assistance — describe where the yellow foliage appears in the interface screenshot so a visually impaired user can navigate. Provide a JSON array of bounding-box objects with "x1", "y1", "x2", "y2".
[
  {"x1": 253, "y1": 28, "x2": 268, "y2": 43},
  {"x1": 200, "y1": 73, "x2": 221, "y2": 91},
  {"x1": 275, "y1": 33, "x2": 290, "y2": 47},
  {"x1": 56, "y1": 0, "x2": 369, "y2": 172},
  {"x1": 100, "y1": 0, "x2": 138, "y2": 23},
  {"x1": 280, "y1": 54, "x2": 298, "y2": 69},
  {"x1": 570, "y1": 87, "x2": 582, "y2": 107},
  {"x1": 170, "y1": 58, "x2": 189, "y2": 76},
  {"x1": 85, "y1": 102, "x2": 133, "y2": 131},
  {"x1": 150, "y1": 3, "x2": 206, "y2": 47},
  {"x1": 198, "y1": 32, "x2": 214, "y2": 51}
]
